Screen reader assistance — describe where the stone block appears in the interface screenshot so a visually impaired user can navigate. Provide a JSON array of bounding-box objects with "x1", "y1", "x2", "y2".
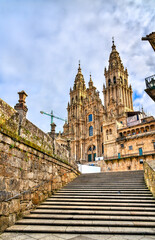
[
  {"x1": 32, "y1": 192, "x2": 40, "y2": 205},
  {"x1": 9, "y1": 199, "x2": 20, "y2": 214},
  {"x1": 1, "y1": 202, "x2": 9, "y2": 216},
  {"x1": 8, "y1": 213, "x2": 16, "y2": 226},
  {"x1": 0, "y1": 177, "x2": 6, "y2": 191},
  {"x1": 0, "y1": 216, "x2": 9, "y2": 232},
  {"x1": 0, "y1": 191, "x2": 12, "y2": 202}
]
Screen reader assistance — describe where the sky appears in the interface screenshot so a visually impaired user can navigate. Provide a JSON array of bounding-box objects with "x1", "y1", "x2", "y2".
[{"x1": 0, "y1": 0, "x2": 154, "y2": 133}]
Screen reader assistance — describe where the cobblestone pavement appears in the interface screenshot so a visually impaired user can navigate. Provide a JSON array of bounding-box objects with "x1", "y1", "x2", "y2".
[{"x1": 0, "y1": 233, "x2": 155, "y2": 240}]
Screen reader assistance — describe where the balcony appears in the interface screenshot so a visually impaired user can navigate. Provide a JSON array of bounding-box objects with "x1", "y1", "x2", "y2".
[{"x1": 145, "y1": 74, "x2": 155, "y2": 101}]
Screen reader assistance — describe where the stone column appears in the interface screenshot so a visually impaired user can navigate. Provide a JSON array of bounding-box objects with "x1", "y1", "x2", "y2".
[
  {"x1": 14, "y1": 90, "x2": 28, "y2": 135},
  {"x1": 14, "y1": 90, "x2": 28, "y2": 118},
  {"x1": 104, "y1": 91, "x2": 106, "y2": 108},
  {"x1": 128, "y1": 90, "x2": 131, "y2": 109},
  {"x1": 50, "y1": 122, "x2": 56, "y2": 139},
  {"x1": 130, "y1": 91, "x2": 133, "y2": 109}
]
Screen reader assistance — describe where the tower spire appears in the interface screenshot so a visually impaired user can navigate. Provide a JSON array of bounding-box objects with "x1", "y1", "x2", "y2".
[
  {"x1": 112, "y1": 36, "x2": 116, "y2": 51},
  {"x1": 112, "y1": 36, "x2": 114, "y2": 45},
  {"x1": 78, "y1": 60, "x2": 81, "y2": 73},
  {"x1": 88, "y1": 72, "x2": 93, "y2": 88}
]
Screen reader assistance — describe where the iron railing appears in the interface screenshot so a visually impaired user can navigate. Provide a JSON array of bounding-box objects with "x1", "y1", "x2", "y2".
[{"x1": 145, "y1": 74, "x2": 155, "y2": 89}]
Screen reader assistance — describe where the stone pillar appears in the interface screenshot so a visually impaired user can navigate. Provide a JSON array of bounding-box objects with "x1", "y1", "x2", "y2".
[
  {"x1": 128, "y1": 90, "x2": 131, "y2": 109},
  {"x1": 14, "y1": 90, "x2": 28, "y2": 118},
  {"x1": 103, "y1": 90, "x2": 106, "y2": 108},
  {"x1": 126, "y1": 88, "x2": 128, "y2": 108},
  {"x1": 50, "y1": 122, "x2": 56, "y2": 139},
  {"x1": 130, "y1": 91, "x2": 133, "y2": 109},
  {"x1": 14, "y1": 90, "x2": 28, "y2": 135}
]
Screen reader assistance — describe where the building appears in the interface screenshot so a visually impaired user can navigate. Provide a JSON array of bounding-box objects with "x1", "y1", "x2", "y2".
[
  {"x1": 57, "y1": 40, "x2": 155, "y2": 171},
  {"x1": 142, "y1": 32, "x2": 155, "y2": 102}
]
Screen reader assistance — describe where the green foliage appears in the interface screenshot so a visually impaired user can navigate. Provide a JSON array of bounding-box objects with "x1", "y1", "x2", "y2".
[{"x1": 9, "y1": 144, "x2": 15, "y2": 149}]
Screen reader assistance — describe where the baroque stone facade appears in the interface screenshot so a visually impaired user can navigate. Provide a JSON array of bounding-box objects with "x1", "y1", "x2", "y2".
[{"x1": 59, "y1": 40, "x2": 155, "y2": 169}]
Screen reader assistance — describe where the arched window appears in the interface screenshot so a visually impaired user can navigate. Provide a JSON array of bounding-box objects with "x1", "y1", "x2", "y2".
[
  {"x1": 89, "y1": 126, "x2": 93, "y2": 136},
  {"x1": 108, "y1": 79, "x2": 111, "y2": 86},
  {"x1": 102, "y1": 143, "x2": 104, "y2": 154},
  {"x1": 76, "y1": 96, "x2": 78, "y2": 101},
  {"x1": 88, "y1": 146, "x2": 92, "y2": 151},
  {"x1": 81, "y1": 96, "x2": 83, "y2": 101},
  {"x1": 101, "y1": 126, "x2": 103, "y2": 132},
  {"x1": 88, "y1": 114, "x2": 93, "y2": 122},
  {"x1": 72, "y1": 97, "x2": 74, "y2": 104},
  {"x1": 124, "y1": 79, "x2": 127, "y2": 85},
  {"x1": 109, "y1": 129, "x2": 112, "y2": 135},
  {"x1": 93, "y1": 145, "x2": 96, "y2": 150},
  {"x1": 113, "y1": 76, "x2": 116, "y2": 84},
  {"x1": 106, "y1": 129, "x2": 108, "y2": 135}
]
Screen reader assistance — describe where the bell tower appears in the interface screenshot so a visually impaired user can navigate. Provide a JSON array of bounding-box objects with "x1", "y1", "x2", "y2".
[
  {"x1": 67, "y1": 62, "x2": 86, "y2": 122},
  {"x1": 103, "y1": 39, "x2": 133, "y2": 120}
]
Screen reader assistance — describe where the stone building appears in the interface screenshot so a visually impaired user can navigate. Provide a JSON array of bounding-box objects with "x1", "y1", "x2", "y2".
[{"x1": 57, "y1": 40, "x2": 155, "y2": 170}]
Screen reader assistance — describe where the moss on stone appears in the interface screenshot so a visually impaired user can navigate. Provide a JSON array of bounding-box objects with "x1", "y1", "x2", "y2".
[{"x1": 0, "y1": 124, "x2": 77, "y2": 171}]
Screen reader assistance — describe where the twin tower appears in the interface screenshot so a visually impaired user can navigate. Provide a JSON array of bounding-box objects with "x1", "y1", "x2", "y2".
[{"x1": 63, "y1": 40, "x2": 134, "y2": 163}]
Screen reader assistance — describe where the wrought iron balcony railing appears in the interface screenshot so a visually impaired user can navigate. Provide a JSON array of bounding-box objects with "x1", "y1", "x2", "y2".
[{"x1": 145, "y1": 74, "x2": 155, "y2": 89}]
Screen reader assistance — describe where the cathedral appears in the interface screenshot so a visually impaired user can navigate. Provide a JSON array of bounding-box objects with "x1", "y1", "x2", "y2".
[{"x1": 57, "y1": 40, "x2": 155, "y2": 171}]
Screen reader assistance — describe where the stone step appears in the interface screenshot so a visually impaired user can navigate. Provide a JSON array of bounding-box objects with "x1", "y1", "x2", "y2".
[
  {"x1": 24, "y1": 213, "x2": 155, "y2": 221},
  {"x1": 63, "y1": 186, "x2": 149, "y2": 188},
  {"x1": 66, "y1": 183, "x2": 146, "y2": 185},
  {"x1": 50, "y1": 195, "x2": 154, "y2": 199},
  {"x1": 65, "y1": 186, "x2": 147, "y2": 188},
  {"x1": 31, "y1": 209, "x2": 155, "y2": 216},
  {"x1": 46, "y1": 198, "x2": 155, "y2": 203},
  {"x1": 41, "y1": 202, "x2": 155, "y2": 207},
  {"x1": 58, "y1": 190, "x2": 150, "y2": 193},
  {"x1": 55, "y1": 193, "x2": 152, "y2": 196},
  {"x1": 5, "y1": 170, "x2": 155, "y2": 236},
  {"x1": 5, "y1": 224, "x2": 155, "y2": 234},
  {"x1": 36, "y1": 205, "x2": 155, "y2": 211},
  {"x1": 16, "y1": 218, "x2": 155, "y2": 227}
]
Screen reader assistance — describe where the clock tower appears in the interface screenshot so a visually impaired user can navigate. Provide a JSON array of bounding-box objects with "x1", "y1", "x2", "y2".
[{"x1": 103, "y1": 39, "x2": 133, "y2": 121}]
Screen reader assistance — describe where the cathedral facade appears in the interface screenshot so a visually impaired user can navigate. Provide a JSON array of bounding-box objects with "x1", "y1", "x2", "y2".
[{"x1": 61, "y1": 40, "x2": 155, "y2": 169}]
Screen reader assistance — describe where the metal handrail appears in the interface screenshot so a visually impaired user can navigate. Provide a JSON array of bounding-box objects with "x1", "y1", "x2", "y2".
[{"x1": 3, "y1": 169, "x2": 73, "y2": 202}]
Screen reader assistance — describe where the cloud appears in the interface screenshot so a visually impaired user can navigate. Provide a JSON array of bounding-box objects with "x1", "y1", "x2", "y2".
[{"x1": 0, "y1": 0, "x2": 154, "y2": 132}]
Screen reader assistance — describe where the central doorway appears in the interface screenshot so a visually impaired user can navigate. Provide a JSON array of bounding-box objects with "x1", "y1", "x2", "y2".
[{"x1": 87, "y1": 145, "x2": 96, "y2": 162}]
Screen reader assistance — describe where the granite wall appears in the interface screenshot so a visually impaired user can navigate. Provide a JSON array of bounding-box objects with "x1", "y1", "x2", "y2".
[
  {"x1": 0, "y1": 97, "x2": 79, "y2": 232},
  {"x1": 100, "y1": 154, "x2": 154, "y2": 172},
  {"x1": 144, "y1": 160, "x2": 155, "y2": 198}
]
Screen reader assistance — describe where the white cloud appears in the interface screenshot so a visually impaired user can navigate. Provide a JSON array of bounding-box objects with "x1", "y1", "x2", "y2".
[{"x1": 0, "y1": 0, "x2": 154, "y2": 132}]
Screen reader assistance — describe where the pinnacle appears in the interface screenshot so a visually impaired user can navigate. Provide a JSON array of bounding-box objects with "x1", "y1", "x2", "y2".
[
  {"x1": 78, "y1": 60, "x2": 81, "y2": 73},
  {"x1": 112, "y1": 36, "x2": 116, "y2": 51},
  {"x1": 89, "y1": 73, "x2": 93, "y2": 87}
]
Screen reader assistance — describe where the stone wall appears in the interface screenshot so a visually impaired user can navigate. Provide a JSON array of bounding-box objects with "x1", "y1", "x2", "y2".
[
  {"x1": 100, "y1": 154, "x2": 154, "y2": 172},
  {"x1": 144, "y1": 160, "x2": 155, "y2": 198},
  {"x1": 0, "y1": 97, "x2": 79, "y2": 232}
]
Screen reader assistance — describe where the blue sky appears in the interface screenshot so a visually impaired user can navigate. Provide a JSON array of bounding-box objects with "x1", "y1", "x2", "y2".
[{"x1": 0, "y1": 0, "x2": 154, "y2": 132}]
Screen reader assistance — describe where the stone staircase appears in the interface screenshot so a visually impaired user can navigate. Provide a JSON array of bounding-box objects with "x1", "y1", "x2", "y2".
[{"x1": 5, "y1": 170, "x2": 155, "y2": 235}]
